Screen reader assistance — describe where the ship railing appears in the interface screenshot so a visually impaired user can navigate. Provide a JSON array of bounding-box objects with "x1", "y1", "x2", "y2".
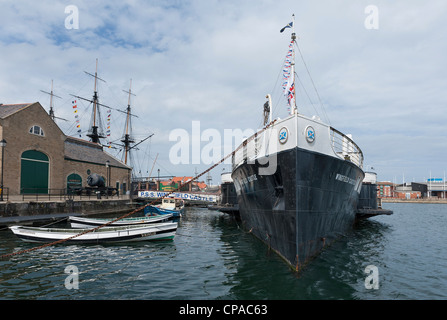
[
  {"x1": 330, "y1": 127, "x2": 364, "y2": 169},
  {"x1": 232, "y1": 138, "x2": 252, "y2": 169},
  {"x1": 232, "y1": 131, "x2": 267, "y2": 169}
]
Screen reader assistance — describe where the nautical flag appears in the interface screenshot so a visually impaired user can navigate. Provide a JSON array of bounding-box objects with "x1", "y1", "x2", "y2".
[
  {"x1": 106, "y1": 110, "x2": 112, "y2": 143},
  {"x1": 280, "y1": 40, "x2": 295, "y2": 113},
  {"x1": 280, "y1": 21, "x2": 293, "y2": 33},
  {"x1": 284, "y1": 78, "x2": 293, "y2": 95},
  {"x1": 287, "y1": 82, "x2": 295, "y2": 95},
  {"x1": 287, "y1": 82, "x2": 295, "y2": 107},
  {"x1": 72, "y1": 100, "x2": 81, "y2": 136},
  {"x1": 281, "y1": 41, "x2": 294, "y2": 93}
]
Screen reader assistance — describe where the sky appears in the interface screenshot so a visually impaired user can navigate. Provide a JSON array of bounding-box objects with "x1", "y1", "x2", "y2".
[{"x1": 0, "y1": 0, "x2": 446, "y2": 185}]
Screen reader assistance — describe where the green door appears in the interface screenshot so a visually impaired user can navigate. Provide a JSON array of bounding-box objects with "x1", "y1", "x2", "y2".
[{"x1": 20, "y1": 150, "x2": 49, "y2": 194}]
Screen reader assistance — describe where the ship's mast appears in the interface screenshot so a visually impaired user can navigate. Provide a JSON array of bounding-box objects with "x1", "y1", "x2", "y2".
[
  {"x1": 122, "y1": 79, "x2": 136, "y2": 165},
  {"x1": 40, "y1": 80, "x2": 63, "y2": 121},
  {"x1": 72, "y1": 59, "x2": 141, "y2": 145},
  {"x1": 71, "y1": 59, "x2": 107, "y2": 144},
  {"x1": 70, "y1": 63, "x2": 153, "y2": 172},
  {"x1": 291, "y1": 14, "x2": 297, "y2": 114},
  {"x1": 86, "y1": 59, "x2": 106, "y2": 143},
  {"x1": 118, "y1": 79, "x2": 154, "y2": 169}
]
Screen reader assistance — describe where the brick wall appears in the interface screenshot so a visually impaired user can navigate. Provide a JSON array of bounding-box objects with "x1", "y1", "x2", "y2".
[
  {"x1": 0, "y1": 103, "x2": 131, "y2": 195},
  {"x1": 1, "y1": 103, "x2": 65, "y2": 194}
]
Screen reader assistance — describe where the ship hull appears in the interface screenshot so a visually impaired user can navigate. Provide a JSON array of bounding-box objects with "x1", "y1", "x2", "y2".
[{"x1": 232, "y1": 146, "x2": 364, "y2": 270}]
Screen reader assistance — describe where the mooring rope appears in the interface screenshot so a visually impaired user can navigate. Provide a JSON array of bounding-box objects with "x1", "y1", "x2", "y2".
[{"x1": 0, "y1": 119, "x2": 277, "y2": 260}]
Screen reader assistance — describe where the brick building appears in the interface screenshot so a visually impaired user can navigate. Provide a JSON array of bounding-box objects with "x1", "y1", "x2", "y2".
[
  {"x1": 377, "y1": 181, "x2": 394, "y2": 198},
  {"x1": 0, "y1": 102, "x2": 131, "y2": 196}
]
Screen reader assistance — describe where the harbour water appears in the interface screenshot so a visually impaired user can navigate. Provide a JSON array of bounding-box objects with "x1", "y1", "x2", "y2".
[{"x1": 0, "y1": 202, "x2": 446, "y2": 300}]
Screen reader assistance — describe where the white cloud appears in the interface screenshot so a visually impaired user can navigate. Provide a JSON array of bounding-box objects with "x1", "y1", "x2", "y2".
[{"x1": 1, "y1": 0, "x2": 446, "y2": 183}]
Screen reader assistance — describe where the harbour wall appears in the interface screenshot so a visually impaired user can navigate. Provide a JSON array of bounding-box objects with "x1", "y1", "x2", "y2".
[
  {"x1": 0, "y1": 198, "x2": 139, "y2": 226},
  {"x1": 382, "y1": 198, "x2": 447, "y2": 204}
]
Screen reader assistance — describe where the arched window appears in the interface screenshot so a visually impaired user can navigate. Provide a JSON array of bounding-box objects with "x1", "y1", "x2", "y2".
[{"x1": 29, "y1": 125, "x2": 44, "y2": 136}]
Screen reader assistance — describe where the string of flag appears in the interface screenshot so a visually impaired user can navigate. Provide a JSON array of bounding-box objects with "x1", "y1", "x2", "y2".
[
  {"x1": 72, "y1": 100, "x2": 82, "y2": 137},
  {"x1": 106, "y1": 109, "x2": 112, "y2": 148},
  {"x1": 282, "y1": 41, "x2": 295, "y2": 114}
]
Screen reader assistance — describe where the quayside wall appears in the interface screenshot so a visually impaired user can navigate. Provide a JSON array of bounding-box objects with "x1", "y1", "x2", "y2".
[
  {"x1": 0, "y1": 199, "x2": 138, "y2": 226},
  {"x1": 382, "y1": 198, "x2": 447, "y2": 204}
]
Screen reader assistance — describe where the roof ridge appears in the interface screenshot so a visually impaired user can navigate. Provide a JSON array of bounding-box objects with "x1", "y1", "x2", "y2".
[
  {"x1": 65, "y1": 136, "x2": 103, "y2": 149},
  {"x1": 0, "y1": 103, "x2": 34, "y2": 119},
  {"x1": 0, "y1": 103, "x2": 33, "y2": 106}
]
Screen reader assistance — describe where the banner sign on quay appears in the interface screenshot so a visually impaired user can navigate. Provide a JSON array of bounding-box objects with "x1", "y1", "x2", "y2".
[{"x1": 137, "y1": 191, "x2": 218, "y2": 203}]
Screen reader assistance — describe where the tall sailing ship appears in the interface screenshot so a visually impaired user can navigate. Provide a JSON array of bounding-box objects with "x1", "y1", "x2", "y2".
[
  {"x1": 231, "y1": 17, "x2": 365, "y2": 270},
  {"x1": 71, "y1": 59, "x2": 152, "y2": 171}
]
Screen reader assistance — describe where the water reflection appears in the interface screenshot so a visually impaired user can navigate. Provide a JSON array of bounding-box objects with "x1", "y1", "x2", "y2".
[
  {"x1": 214, "y1": 212, "x2": 393, "y2": 299},
  {"x1": 1, "y1": 204, "x2": 445, "y2": 299}
]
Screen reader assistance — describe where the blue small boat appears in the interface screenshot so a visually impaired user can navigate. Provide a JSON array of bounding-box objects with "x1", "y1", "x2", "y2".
[{"x1": 144, "y1": 198, "x2": 185, "y2": 217}]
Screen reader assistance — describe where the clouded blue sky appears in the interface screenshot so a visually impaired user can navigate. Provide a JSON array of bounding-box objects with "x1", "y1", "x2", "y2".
[{"x1": 1, "y1": 0, "x2": 446, "y2": 184}]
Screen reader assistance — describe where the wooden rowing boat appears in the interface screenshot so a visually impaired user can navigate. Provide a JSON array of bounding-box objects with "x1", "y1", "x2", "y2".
[
  {"x1": 68, "y1": 213, "x2": 174, "y2": 228},
  {"x1": 9, "y1": 222, "x2": 178, "y2": 243}
]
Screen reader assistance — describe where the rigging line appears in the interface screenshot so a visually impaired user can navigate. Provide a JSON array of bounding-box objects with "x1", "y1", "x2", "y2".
[
  {"x1": 140, "y1": 138, "x2": 152, "y2": 175},
  {"x1": 294, "y1": 41, "x2": 331, "y2": 125},
  {"x1": 269, "y1": 56, "x2": 289, "y2": 119},
  {"x1": 71, "y1": 94, "x2": 137, "y2": 118},
  {"x1": 264, "y1": 49, "x2": 293, "y2": 124},
  {"x1": 272, "y1": 89, "x2": 285, "y2": 119},
  {"x1": 149, "y1": 157, "x2": 177, "y2": 179},
  {"x1": 125, "y1": 134, "x2": 153, "y2": 174},
  {"x1": 271, "y1": 46, "x2": 298, "y2": 119},
  {"x1": 131, "y1": 153, "x2": 143, "y2": 178},
  {"x1": 56, "y1": 74, "x2": 91, "y2": 111},
  {"x1": 66, "y1": 101, "x2": 91, "y2": 136},
  {"x1": 0, "y1": 119, "x2": 278, "y2": 260},
  {"x1": 295, "y1": 71, "x2": 320, "y2": 117}
]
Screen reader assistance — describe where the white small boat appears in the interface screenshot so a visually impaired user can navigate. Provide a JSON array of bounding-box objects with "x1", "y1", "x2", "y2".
[
  {"x1": 68, "y1": 213, "x2": 174, "y2": 229},
  {"x1": 9, "y1": 222, "x2": 178, "y2": 243}
]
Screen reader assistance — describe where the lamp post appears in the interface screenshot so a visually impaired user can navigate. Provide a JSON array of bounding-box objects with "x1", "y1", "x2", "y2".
[
  {"x1": 0, "y1": 139, "x2": 6, "y2": 201},
  {"x1": 157, "y1": 169, "x2": 160, "y2": 191},
  {"x1": 105, "y1": 160, "x2": 110, "y2": 188}
]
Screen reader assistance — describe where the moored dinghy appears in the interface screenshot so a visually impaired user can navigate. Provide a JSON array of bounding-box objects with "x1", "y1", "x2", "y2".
[
  {"x1": 144, "y1": 198, "x2": 185, "y2": 217},
  {"x1": 68, "y1": 213, "x2": 174, "y2": 228},
  {"x1": 9, "y1": 222, "x2": 178, "y2": 243}
]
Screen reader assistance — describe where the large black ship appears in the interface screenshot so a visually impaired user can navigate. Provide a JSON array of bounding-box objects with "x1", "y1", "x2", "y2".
[{"x1": 231, "y1": 17, "x2": 365, "y2": 271}]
